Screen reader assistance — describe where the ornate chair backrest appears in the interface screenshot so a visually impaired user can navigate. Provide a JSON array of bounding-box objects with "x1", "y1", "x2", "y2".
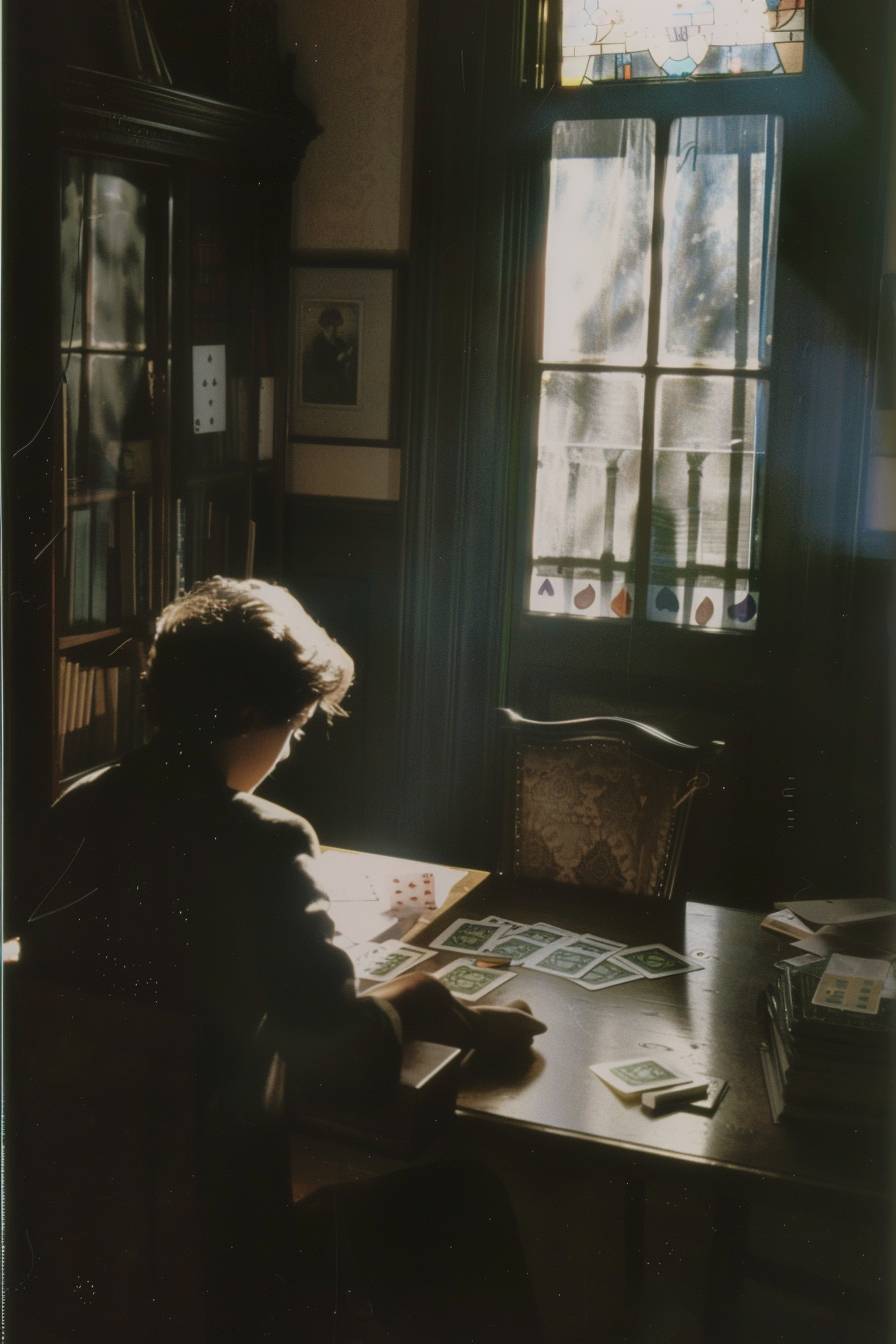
[{"x1": 498, "y1": 709, "x2": 723, "y2": 901}]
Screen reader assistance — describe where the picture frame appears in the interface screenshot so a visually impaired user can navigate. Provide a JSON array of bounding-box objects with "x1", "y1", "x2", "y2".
[{"x1": 289, "y1": 261, "x2": 398, "y2": 445}]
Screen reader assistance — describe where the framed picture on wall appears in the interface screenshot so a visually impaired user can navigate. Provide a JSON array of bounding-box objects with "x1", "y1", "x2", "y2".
[{"x1": 289, "y1": 261, "x2": 398, "y2": 444}]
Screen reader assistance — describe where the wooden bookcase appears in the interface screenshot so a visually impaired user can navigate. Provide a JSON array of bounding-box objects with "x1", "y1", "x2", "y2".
[{"x1": 6, "y1": 63, "x2": 317, "y2": 830}]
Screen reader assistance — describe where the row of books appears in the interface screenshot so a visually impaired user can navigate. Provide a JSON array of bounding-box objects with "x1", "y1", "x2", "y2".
[
  {"x1": 57, "y1": 657, "x2": 144, "y2": 779},
  {"x1": 173, "y1": 497, "x2": 255, "y2": 595},
  {"x1": 67, "y1": 492, "x2": 150, "y2": 630},
  {"x1": 761, "y1": 958, "x2": 892, "y2": 1128}
]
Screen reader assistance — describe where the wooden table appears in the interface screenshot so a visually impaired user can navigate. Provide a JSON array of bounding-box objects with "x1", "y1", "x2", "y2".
[
  {"x1": 411, "y1": 880, "x2": 891, "y2": 1339},
  {"x1": 414, "y1": 878, "x2": 889, "y2": 1198}
]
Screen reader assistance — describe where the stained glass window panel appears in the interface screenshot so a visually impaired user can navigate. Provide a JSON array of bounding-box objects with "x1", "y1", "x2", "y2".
[
  {"x1": 529, "y1": 371, "x2": 643, "y2": 620},
  {"x1": 543, "y1": 120, "x2": 655, "y2": 366},
  {"x1": 659, "y1": 115, "x2": 782, "y2": 370},
  {"x1": 562, "y1": 1, "x2": 805, "y2": 86},
  {"x1": 647, "y1": 375, "x2": 766, "y2": 630}
]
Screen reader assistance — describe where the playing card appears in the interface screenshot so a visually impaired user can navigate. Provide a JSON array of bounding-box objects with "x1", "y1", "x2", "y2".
[
  {"x1": 357, "y1": 944, "x2": 435, "y2": 982},
  {"x1": 614, "y1": 944, "x2": 704, "y2": 979},
  {"x1": 508, "y1": 922, "x2": 571, "y2": 948},
  {"x1": 339, "y1": 938, "x2": 387, "y2": 974},
  {"x1": 641, "y1": 1079, "x2": 710, "y2": 1112},
  {"x1": 590, "y1": 1056, "x2": 692, "y2": 1098},
  {"x1": 684, "y1": 1077, "x2": 729, "y2": 1115},
  {"x1": 431, "y1": 958, "x2": 517, "y2": 1002},
  {"x1": 430, "y1": 918, "x2": 510, "y2": 954},
  {"x1": 811, "y1": 970, "x2": 883, "y2": 1015},
  {"x1": 578, "y1": 956, "x2": 644, "y2": 991},
  {"x1": 384, "y1": 869, "x2": 436, "y2": 914},
  {"x1": 525, "y1": 943, "x2": 610, "y2": 979},
  {"x1": 561, "y1": 935, "x2": 624, "y2": 956},
  {"x1": 480, "y1": 932, "x2": 549, "y2": 965}
]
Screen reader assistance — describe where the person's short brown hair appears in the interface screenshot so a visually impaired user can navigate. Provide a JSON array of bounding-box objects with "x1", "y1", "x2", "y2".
[{"x1": 143, "y1": 577, "x2": 353, "y2": 742}]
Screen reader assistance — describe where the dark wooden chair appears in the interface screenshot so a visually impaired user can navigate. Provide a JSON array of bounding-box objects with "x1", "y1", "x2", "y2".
[
  {"x1": 498, "y1": 708, "x2": 724, "y2": 900},
  {"x1": 4, "y1": 962, "x2": 464, "y2": 1344},
  {"x1": 4, "y1": 969, "x2": 208, "y2": 1343}
]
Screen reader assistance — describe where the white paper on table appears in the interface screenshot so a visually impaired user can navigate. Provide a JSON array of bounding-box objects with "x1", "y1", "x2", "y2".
[
  {"x1": 791, "y1": 931, "x2": 896, "y2": 960},
  {"x1": 825, "y1": 953, "x2": 892, "y2": 981},
  {"x1": 314, "y1": 849, "x2": 466, "y2": 909},
  {"x1": 776, "y1": 897, "x2": 896, "y2": 928},
  {"x1": 760, "y1": 909, "x2": 814, "y2": 937}
]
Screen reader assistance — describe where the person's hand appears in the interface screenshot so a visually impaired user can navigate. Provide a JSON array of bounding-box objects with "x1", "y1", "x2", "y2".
[
  {"x1": 371, "y1": 976, "x2": 547, "y2": 1060},
  {"x1": 468, "y1": 999, "x2": 547, "y2": 1060},
  {"x1": 369, "y1": 971, "x2": 475, "y2": 1047}
]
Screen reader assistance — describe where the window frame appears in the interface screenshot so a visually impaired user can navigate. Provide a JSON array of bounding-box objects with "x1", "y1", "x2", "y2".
[{"x1": 508, "y1": 34, "x2": 856, "y2": 695}]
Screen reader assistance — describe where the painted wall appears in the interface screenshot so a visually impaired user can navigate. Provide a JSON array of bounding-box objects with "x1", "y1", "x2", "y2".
[
  {"x1": 280, "y1": 0, "x2": 417, "y2": 253},
  {"x1": 278, "y1": 0, "x2": 416, "y2": 498}
]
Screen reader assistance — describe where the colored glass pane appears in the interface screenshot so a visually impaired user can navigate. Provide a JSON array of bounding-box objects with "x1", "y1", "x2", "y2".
[
  {"x1": 529, "y1": 371, "x2": 643, "y2": 620},
  {"x1": 561, "y1": 1, "x2": 805, "y2": 86},
  {"x1": 647, "y1": 374, "x2": 766, "y2": 629}
]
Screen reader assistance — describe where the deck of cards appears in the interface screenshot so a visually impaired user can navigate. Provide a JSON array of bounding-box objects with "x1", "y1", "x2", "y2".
[{"x1": 590, "y1": 1056, "x2": 694, "y2": 1098}]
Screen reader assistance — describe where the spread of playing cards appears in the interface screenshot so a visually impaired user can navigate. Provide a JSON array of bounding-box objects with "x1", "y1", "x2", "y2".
[
  {"x1": 337, "y1": 912, "x2": 704, "y2": 1002},
  {"x1": 426, "y1": 919, "x2": 704, "y2": 997}
]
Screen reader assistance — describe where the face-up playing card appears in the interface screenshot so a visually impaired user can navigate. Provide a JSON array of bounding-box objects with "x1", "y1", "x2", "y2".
[
  {"x1": 525, "y1": 943, "x2": 610, "y2": 979},
  {"x1": 384, "y1": 869, "x2": 436, "y2": 915},
  {"x1": 431, "y1": 958, "x2": 517, "y2": 1002},
  {"x1": 562, "y1": 935, "x2": 624, "y2": 956},
  {"x1": 357, "y1": 943, "x2": 435, "y2": 982},
  {"x1": 578, "y1": 956, "x2": 644, "y2": 990},
  {"x1": 512, "y1": 922, "x2": 571, "y2": 948},
  {"x1": 430, "y1": 918, "x2": 510, "y2": 954},
  {"x1": 614, "y1": 944, "x2": 704, "y2": 979},
  {"x1": 811, "y1": 970, "x2": 883, "y2": 1015},
  {"x1": 590, "y1": 1056, "x2": 692, "y2": 1098},
  {"x1": 481, "y1": 932, "x2": 548, "y2": 965}
]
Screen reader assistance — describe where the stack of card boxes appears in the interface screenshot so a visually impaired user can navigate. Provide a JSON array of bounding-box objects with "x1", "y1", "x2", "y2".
[{"x1": 761, "y1": 960, "x2": 893, "y2": 1126}]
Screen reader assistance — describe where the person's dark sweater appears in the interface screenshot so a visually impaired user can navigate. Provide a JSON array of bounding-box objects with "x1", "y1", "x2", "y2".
[
  {"x1": 23, "y1": 737, "x2": 402, "y2": 1327},
  {"x1": 26, "y1": 738, "x2": 401, "y2": 1102}
]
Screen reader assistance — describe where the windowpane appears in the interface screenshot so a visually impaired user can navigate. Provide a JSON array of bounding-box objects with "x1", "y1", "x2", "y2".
[
  {"x1": 659, "y1": 115, "x2": 782, "y2": 369},
  {"x1": 529, "y1": 371, "x2": 642, "y2": 619},
  {"x1": 82, "y1": 354, "x2": 152, "y2": 490},
  {"x1": 647, "y1": 374, "x2": 766, "y2": 630},
  {"x1": 86, "y1": 169, "x2": 148, "y2": 350},
  {"x1": 562, "y1": 1, "x2": 805, "y2": 86},
  {"x1": 60, "y1": 157, "x2": 85, "y2": 348},
  {"x1": 543, "y1": 120, "x2": 654, "y2": 366}
]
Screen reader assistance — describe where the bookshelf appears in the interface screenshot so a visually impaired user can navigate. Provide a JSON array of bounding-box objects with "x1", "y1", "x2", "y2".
[{"x1": 7, "y1": 63, "x2": 318, "y2": 815}]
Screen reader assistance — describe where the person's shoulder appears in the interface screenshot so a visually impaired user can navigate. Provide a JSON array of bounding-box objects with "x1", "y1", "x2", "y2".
[
  {"x1": 228, "y1": 791, "x2": 319, "y2": 858},
  {"x1": 54, "y1": 761, "x2": 122, "y2": 817}
]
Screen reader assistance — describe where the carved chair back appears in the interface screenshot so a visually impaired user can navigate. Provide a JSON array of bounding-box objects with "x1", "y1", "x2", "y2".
[{"x1": 499, "y1": 709, "x2": 723, "y2": 901}]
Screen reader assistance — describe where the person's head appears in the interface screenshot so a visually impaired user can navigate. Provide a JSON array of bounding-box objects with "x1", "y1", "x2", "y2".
[
  {"x1": 143, "y1": 577, "x2": 353, "y2": 787},
  {"x1": 318, "y1": 306, "x2": 343, "y2": 340}
]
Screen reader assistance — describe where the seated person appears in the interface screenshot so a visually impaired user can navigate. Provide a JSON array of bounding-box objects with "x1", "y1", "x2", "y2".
[{"x1": 24, "y1": 576, "x2": 546, "y2": 1341}]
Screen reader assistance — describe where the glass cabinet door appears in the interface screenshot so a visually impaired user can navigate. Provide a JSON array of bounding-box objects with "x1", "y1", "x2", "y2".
[{"x1": 55, "y1": 153, "x2": 170, "y2": 787}]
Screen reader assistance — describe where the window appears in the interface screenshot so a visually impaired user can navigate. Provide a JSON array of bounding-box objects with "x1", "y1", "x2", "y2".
[{"x1": 528, "y1": 112, "x2": 781, "y2": 632}]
